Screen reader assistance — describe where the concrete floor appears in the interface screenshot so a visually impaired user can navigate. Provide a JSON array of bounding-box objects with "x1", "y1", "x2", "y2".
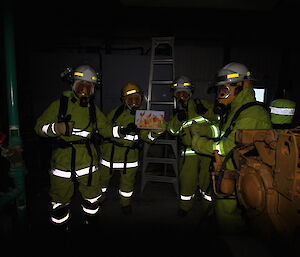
[{"x1": 1, "y1": 171, "x2": 295, "y2": 257}]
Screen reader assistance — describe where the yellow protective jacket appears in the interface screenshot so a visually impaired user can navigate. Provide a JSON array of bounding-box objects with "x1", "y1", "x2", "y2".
[
  {"x1": 192, "y1": 85, "x2": 272, "y2": 169},
  {"x1": 100, "y1": 105, "x2": 162, "y2": 169},
  {"x1": 35, "y1": 90, "x2": 113, "y2": 175},
  {"x1": 167, "y1": 98, "x2": 219, "y2": 156}
]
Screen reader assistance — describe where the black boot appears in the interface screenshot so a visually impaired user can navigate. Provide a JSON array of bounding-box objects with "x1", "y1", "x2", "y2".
[
  {"x1": 177, "y1": 208, "x2": 188, "y2": 218},
  {"x1": 121, "y1": 205, "x2": 132, "y2": 216},
  {"x1": 83, "y1": 214, "x2": 100, "y2": 232}
]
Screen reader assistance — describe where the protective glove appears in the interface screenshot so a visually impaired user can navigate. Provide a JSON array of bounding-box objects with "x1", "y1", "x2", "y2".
[
  {"x1": 191, "y1": 135, "x2": 213, "y2": 156},
  {"x1": 120, "y1": 123, "x2": 139, "y2": 135},
  {"x1": 190, "y1": 121, "x2": 212, "y2": 137},
  {"x1": 54, "y1": 121, "x2": 75, "y2": 136}
]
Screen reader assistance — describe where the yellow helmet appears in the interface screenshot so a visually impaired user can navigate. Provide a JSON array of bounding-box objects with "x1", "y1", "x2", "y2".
[
  {"x1": 121, "y1": 83, "x2": 143, "y2": 110},
  {"x1": 121, "y1": 82, "x2": 143, "y2": 98}
]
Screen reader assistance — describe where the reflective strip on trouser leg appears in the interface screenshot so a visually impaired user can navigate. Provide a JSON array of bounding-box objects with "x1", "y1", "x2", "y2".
[
  {"x1": 179, "y1": 155, "x2": 200, "y2": 211},
  {"x1": 119, "y1": 189, "x2": 133, "y2": 198},
  {"x1": 81, "y1": 194, "x2": 102, "y2": 215},
  {"x1": 51, "y1": 202, "x2": 70, "y2": 225},
  {"x1": 199, "y1": 189, "x2": 212, "y2": 202},
  {"x1": 180, "y1": 194, "x2": 195, "y2": 201}
]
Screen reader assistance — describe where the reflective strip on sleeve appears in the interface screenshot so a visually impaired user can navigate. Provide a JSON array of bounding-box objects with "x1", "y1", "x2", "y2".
[
  {"x1": 210, "y1": 125, "x2": 220, "y2": 138},
  {"x1": 113, "y1": 126, "x2": 121, "y2": 138},
  {"x1": 51, "y1": 123, "x2": 57, "y2": 135},
  {"x1": 212, "y1": 141, "x2": 225, "y2": 156},
  {"x1": 270, "y1": 106, "x2": 295, "y2": 116},
  {"x1": 51, "y1": 165, "x2": 97, "y2": 178},
  {"x1": 72, "y1": 128, "x2": 91, "y2": 138},
  {"x1": 124, "y1": 134, "x2": 139, "y2": 141},
  {"x1": 181, "y1": 116, "x2": 209, "y2": 129},
  {"x1": 147, "y1": 131, "x2": 155, "y2": 141},
  {"x1": 119, "y1": 189, "x2": 133, "y2": 198},
  {"x1": 100, "y1": 159, "x2": 138, "y2": 169},
  {"x1": 41, "y1": 123, "x2": 51, "y2": 134},
  {"x1": 169, "y1": 128, "x2": 180, "y2": 135},
  {"x1": 181, "y1": 148, "x2": 197, "y2": 156}
]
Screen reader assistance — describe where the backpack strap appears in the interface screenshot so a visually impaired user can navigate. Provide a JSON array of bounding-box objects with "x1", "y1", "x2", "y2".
[
  {"x1": 112, "y1": 104, "x2": 125, "y2": 124},
  {"x1": 57, "y1": 95, "x2": 71, "y2": 122},
  {"x1": 221, "y1": 101, "x2": 268, "y2": 140},
  {"x1": 194, "y1": 98, "x2": 208, "y2": 115}
]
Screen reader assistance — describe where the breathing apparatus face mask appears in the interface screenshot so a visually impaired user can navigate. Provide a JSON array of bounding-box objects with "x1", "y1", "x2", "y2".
[
  {"x1": 72, "y1": 80, "x2": 95, "y2": 107},
  {"x1": 124, "y1": 93, "x2": 142, "y2": 111},
  {"x1": 216, "y1": 82, "x2": 244, "y2": 106},
  {"x1": 174, "y1": 89, "x2": 191, "y2": 109}
]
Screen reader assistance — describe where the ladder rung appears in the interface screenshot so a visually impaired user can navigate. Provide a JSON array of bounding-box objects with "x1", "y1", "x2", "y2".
[
  {"x1": 142, "y1": 174, "x2": 177, "y2": 183},
  {"x1": 152, "y1": 59, "x2": 174, "y2": 64},
  {"x1": 144, "y1": 157, "x2": 177, "y2": 164},
  {"x1": 150, "y1": 101, "x2": 174, "y2": 105},
  {"x1": 151, "y1": 80, "x2": 173, "y2": 85}
]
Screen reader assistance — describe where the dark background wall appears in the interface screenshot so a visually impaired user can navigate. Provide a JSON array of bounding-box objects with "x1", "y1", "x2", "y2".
[{"x1": 1, "y1": 0, "x2": 300, "y2": 193}]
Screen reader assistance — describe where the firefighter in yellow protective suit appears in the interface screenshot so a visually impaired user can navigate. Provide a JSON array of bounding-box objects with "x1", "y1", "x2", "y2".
[
  {"x1": 190, "y1": 62, "x2": 272, "y2": 235},
  {"x1": 35, "y1": 65, "x2": 117, "y2": 231},
  {"x1": 99, "y1": 82, "x2": 165, "y2": 215},
  {"x1": 167, "y1": 76, "x2": 219, "y2": 217}
]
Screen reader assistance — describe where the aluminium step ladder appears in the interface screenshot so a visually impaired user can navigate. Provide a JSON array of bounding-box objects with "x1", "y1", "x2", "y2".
[{"x1": 140, "y1": 37, "x2": 179, "y2": 196}]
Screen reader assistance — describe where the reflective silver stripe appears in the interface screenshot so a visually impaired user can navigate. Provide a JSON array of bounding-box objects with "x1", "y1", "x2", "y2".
[
  {"x1": 51, "y1": 166, "x2": 97, "y2": 178},
  {"x1": 181, "y1": 148, "x2": 197, "y2": 156},
  {"x1": 72, "y1": 128, "x2": 90, "y2": 137},
  {"x1": 182, "y1": 116, "x2": 208, "y2": 129},
  {"x1": 51, "y1": 212, "x2": 70, "y2": 224},
  {"x1": 147, "y1": 131, "x2": 155, "y2": 141},
  {"x1": 51, "y1": 123, "x2": 57, "y2": 135},
  {"x1": 213, "y1": 141, "x2": 225, "y2": 156},
  {"x1": 169, "y1": 128, "x2": 180, "y2": 135},
  {"x1": 85, "y1": 194, "x2": 101, "y2": 204},
  {"x1": 41, "y1": 123, "x2": 51, "y2": 134},
  {"x1": 124, "y1": 134, "x2": 139, "y2": 141},
  {"x1": 82, "y1": 206, "x2": 99, "y2": 215},
  {"x1": 270, "y1": 106, "x2": 295, "y2": 116},
  {"x1": 81, "y1": 194, "x2": 101, "y2": 215},
  {"x1": 210, "y1": 125, "x2": 219, "y2": 138},
  {"x1": 119, "y1": 189, "x2": 133, "y2": 198},
  {"x1": 101, "y1": 187, "x2": 107, "y2": 193},
  {"x1": 113, "y1": 126, "x2": 121, "y2": 138},
  {"x1": 180, "y1": 194, "x2": 195, "y2": 201},
  {"x1": 100, "y1": 159, "x2": 138, "y2": 169},
  {"x1": 199, "y1": 189, "x2": 212, "y2": 202}
]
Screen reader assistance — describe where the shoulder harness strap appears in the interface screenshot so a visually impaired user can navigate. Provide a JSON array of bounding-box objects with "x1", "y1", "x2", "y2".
[
  {"x1": 221, "y1": 101, "x2": 268, "y2": 140},
  {"x1": 57, "y1": 95, "x2": 71, "y2": 122},
  {"x1": 194, "y1": 98, "x2": 208, "y2": 115}
]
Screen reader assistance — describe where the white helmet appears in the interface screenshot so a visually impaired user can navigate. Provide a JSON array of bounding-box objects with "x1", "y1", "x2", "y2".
[
  {"x1": 171, "y1": 75, "x2": 194, "y2": 95},
  {"x1": 216, "y1": 62, "x2": 253, "y2": 86},
  {"x1": 73, "y1": 65, "x2": 98, "y2": 84}
]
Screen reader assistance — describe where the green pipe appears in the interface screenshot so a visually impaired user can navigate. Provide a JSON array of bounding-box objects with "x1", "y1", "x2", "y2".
[{"x1": 3, "y1": 7, "x2": 27, "y2": 230}]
